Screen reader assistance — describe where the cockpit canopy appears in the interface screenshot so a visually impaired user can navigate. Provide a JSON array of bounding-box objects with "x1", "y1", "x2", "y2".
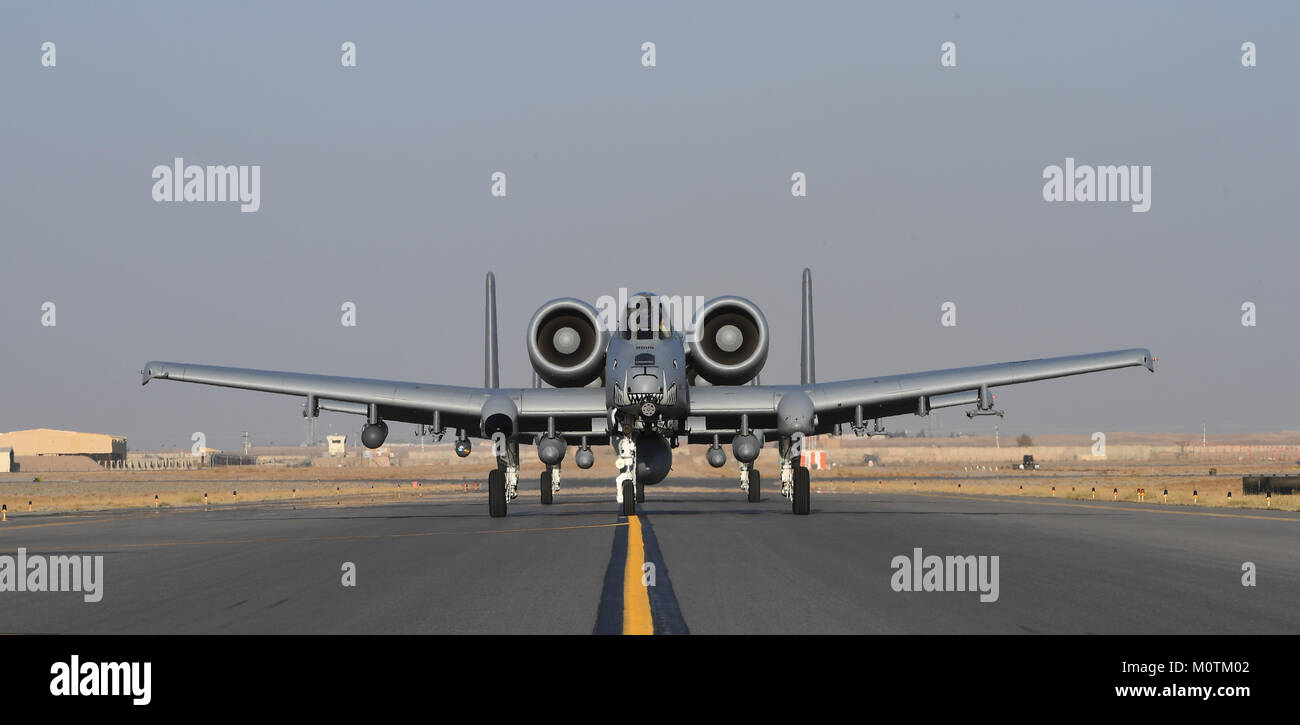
[{"x1": 623, "y1": 291, "x2": 672, "y2": 340}]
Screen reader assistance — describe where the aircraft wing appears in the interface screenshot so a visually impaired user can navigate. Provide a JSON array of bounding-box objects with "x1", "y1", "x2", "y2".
[
  {"x1": 140, "y1": 361, "x2": 609, "y2": 439},
  {"x1": 687, "y1": 348, "x2": 1154, "y2": 438}
]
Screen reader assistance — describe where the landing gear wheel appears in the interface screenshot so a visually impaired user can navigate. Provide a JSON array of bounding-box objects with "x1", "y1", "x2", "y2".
[
  {"x1": 488, "y1": 469, "x2": 508, "y2": 518},
  {"x1": 636, "y1": 483, "x2": 646, "y2": 503},
  {"x1": 622, "y1": 479, "x2": 636, "y2": 516},
  {"x1": 792, "y1": 465, "x2": 810, "y2": 515},
  {"x1": 540, "y1": 469, "x2": 553, "y2": 505},
  {"x1": 748, "y1": 469, "x2": 761, "y2": 503}
]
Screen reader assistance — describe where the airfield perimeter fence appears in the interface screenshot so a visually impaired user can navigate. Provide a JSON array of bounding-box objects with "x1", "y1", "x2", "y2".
[{"x1": 207, "y1": 453, "x2": 257, "y2": 466}]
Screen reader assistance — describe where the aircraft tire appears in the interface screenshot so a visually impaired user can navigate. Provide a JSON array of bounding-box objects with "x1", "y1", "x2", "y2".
[
  {"x1": 792, "y1": 465, "x2": 810, "y2": 515},
  {"x1": 540, "y1": 469, "x2": 553, "y2": 505},
  {"x1": 622, "y1": 480, "x2": 636, "y2": 516},
  {"x1": 488, "y1": 469, "x2": 507, "y2": 517}
]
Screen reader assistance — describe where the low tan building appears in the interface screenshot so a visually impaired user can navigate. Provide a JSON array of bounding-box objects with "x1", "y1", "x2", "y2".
[
  {"x1": 0, "y1": 428, "x2": 127, "y2": 465},
  {"x1": 0, "y1": 447, "x2": 12, "y2": 473}
]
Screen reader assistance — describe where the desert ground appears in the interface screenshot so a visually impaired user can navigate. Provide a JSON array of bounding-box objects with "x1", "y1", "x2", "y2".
[{"x1": 2, "y1": 450, "x2": 1295, "y2": 514}]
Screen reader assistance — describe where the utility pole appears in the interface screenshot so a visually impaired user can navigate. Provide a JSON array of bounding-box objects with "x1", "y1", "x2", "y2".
[
  {"x1": 242, "y1": 431, "x2": 251, "y2": 456},
  {"x1": 994, "y1": 424, "x2": 1000, "y2": 448}
]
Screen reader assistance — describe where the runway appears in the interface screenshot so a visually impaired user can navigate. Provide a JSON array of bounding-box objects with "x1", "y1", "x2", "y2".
[{"x1": 2, "y1": 480, "x2": 1298, "y2": 634}]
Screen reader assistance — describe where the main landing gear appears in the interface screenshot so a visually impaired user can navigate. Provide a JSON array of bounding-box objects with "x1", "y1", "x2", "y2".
[
  {"x1": 779, "y1": 458, "x2": 811, "y2": 515},
  {"x1": 792, "y1": 465, "x2": 810, "y2": 515},
  {"x1": 540, "y1": 465, "x2": 560, "y2": 505},
  {"x1": 488, "y1": 469, "x2": 507, "y2": 518},
  {"x1": 488, "y1": 438, "x2": 521, "y2": 518},
  {"x1": 738, "y1": 462, "x2": 762, "y2": 503},
  {"x1": 488, "y1": 465, "x2": 521, "y2": 518}
]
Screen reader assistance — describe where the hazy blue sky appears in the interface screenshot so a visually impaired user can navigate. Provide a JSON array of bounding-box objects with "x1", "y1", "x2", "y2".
[{"x1": 2, "y1": 2, "x2": 1298, "y2": 450}]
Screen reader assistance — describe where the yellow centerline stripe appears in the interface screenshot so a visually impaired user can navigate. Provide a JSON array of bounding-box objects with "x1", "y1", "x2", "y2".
[{"x1": 622, "y1": 514, "x2": 653, "y2": 635}]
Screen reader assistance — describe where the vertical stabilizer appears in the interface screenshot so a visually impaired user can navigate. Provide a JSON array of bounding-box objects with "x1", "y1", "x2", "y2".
[
  {"x1": 485, "y1": 272, "x2": 499, "y2": 388},
  {"x1": 801, "y1": 268, "x2": 815, "y2": 386}
]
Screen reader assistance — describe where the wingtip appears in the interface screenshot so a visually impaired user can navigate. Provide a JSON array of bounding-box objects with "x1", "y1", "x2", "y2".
[{"x1": 141, "y1": 361, "x2": 164, "y2": 385}]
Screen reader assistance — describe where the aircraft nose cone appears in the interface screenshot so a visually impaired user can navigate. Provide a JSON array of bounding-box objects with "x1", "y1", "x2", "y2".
[{"x1": 629, "y1": 370, "x2": 661, "y2": 395}]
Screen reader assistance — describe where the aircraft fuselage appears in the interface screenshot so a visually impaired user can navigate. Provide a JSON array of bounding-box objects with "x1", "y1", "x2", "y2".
[{"x1": 604, "y1": 331, "x2": 689, "y2": 434}]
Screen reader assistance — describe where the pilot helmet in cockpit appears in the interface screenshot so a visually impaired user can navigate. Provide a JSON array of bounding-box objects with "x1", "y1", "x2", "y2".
[{"x1": 624, "y1": 292, "x2": 670, "y2": 340}]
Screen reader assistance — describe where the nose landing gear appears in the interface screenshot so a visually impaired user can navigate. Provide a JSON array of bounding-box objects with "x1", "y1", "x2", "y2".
[{"x1": 615, "y1": 436, "x2": 638, "y2": 515}]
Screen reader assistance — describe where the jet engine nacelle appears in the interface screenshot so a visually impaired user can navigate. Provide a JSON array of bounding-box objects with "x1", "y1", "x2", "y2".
[
  {"x1": 635, "y1": 433, "x2": 673, "y2": 485},
  {"x1": 688, "y1": 296, "x2": 769, "y2": 385},
  {"x1": 480, "y1": 394, "x2": 518, "y2": 438},
  {"x1": 527, "y1": 298, "x2": 608, "y2": 387}
]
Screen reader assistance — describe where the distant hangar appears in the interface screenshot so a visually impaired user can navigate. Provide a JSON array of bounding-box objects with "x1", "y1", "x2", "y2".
[{"x1": 0, "y1": 428, "x2": 127, "y2": 471}]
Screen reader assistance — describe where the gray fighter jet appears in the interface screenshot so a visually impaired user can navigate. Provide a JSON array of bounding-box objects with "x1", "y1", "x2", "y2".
[{"x1": 142, "y1": 270, "x2": 1154, "y2": 517}]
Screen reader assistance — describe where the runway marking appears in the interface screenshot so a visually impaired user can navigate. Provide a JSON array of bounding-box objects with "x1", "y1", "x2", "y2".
[
  {"x1": 0, "y1": 513, "x2": 159, "y2": 533},
  {"x1": 918, "y1": 492, "x2": 1300, "y2": 523},
  {"x1": 595, "y1": 509, "x2": 689, "y2": 635},
  {"x1": 0, "y1": 521, "x2": 627, "y2": 553},
  {"x1": 637, "y1": 512, "x2": 689, "y2": 635},
  {"x1": 622, "y1": 515, "x2": 653, "y2": 635}
]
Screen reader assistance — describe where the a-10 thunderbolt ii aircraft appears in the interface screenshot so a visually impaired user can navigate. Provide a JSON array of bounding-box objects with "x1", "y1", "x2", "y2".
[{"x1": 142, "y1": 270, "x2": 1154, "y2": 518}]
